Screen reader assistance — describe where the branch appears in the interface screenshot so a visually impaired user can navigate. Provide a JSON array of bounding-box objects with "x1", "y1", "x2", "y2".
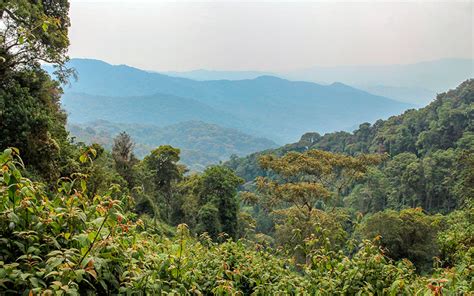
[{"x1": 76, "y1": 213, "x2": 109, "y2": 268}]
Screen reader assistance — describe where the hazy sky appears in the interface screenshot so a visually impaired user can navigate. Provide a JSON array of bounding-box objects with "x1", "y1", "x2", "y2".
[{"x1": 68, "y1": 0, "x2": 473, "y2": 71}]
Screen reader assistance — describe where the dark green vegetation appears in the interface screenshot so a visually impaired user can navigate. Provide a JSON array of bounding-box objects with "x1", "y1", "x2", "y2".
[
  {"x1": 54, "y1": 58, "x2": 411, "y2": 143},
  {"x1": 0, "y1": 0, "x2": 74, "y2": 182},
  {"x1": 1, "y1": 1, "x2": 473, "y2": 295},
  {"x1": 227, "y1": 80, "x2": 474, "y2": 214},
  {"x1": 68, "y1": 120, "x2": 277, "y2": 171}
]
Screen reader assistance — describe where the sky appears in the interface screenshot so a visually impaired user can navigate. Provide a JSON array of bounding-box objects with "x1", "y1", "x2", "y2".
[{"x1": 68, "y1": 0, "x2": 473, "y2": 72}]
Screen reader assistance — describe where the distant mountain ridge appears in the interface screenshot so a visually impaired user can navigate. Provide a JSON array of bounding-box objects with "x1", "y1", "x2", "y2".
[
  {"x1": 68, "y1": 120, "x2": 278, "y2": 171},
  {"x1": 55, "y1": 58, "x2": 412, "y2": 143},
  {"x1": 61, "y1": 92, "x2": 243, "y2": 128},
  {"x1": 286, "y1": 58, "x2": 472, "y2": 89},
  {"x1": 164, "y1": 69, "x2": 273, "y2": 81},
  {"x1": 157, "y1": 58, "x2": 474, "y2": 105}
]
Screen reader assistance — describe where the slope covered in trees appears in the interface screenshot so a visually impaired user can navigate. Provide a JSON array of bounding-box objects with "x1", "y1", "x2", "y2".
[
  {"x1": 1, "y1": 1, "x2": 473, "y2": 294},
  {"x1": 227, "y1": 79, "x2": 473, "y2": 213},
  {"x1": 1, "y1": 143, "x2": 472, "y2": 294},
  {"x1": 68, "y1": 120, "x2": 277, "y2": 171}
]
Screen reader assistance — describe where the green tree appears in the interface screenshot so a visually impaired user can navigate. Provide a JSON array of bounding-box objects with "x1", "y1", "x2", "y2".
[
  {"x1": 454, "y1": 150, "x2": 474, "y2": 206},
  {"x1": 360, "y1": 208, "x2": 442, "y2": 272},
  {"x1": 255, "y1": 149, "x2": 383, "y2": 259},
  {"x1": 195, "y1": 203, "x2": 222, "y2": 239},
  {"x1": 422, "y1": 149, "x2": 457, "y2": 212},
  {"x1": 385, "y1": 153, "x2": 423, "y2": 209},
  {"x1": 193, "y1": 166, "x2": 243, "y2": 240},
  {"x1": 345, "y1": 167, "x2": 390, "y2": 214},
  {"x1": 79, "y1": 143, "x2": 128, "y2": 198},
  {"x1": 0, "y1": 69, "x2": 71, "y2": 181},
  {"x1": 141, "y1": 145, "x2": 182, "y2": 222},
  {"x1": 112, "y1": 131, "x2": 138, "y2": 189},
  {"x1": 257, "y1": 150, "x2": 383, "y2": 216},
  {"x1": 1, "y1": 0, "x2": 72, "y2": 80},
  {"x1": 437, "y1": 204, "x2": 473, "y2": 267},
  {"x1": 1, "y1": 0, "x2": 74, "y2": 181}
]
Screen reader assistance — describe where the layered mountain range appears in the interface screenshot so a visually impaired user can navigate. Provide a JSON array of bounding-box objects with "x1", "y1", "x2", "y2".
[{"x1": 56, "y1": 58, "x2": 412, "y2": 144}]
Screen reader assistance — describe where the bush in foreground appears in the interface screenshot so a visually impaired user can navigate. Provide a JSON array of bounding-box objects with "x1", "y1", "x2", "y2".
[{"x1": 0, "y1": 148, "x2": 471, "y2": 295}]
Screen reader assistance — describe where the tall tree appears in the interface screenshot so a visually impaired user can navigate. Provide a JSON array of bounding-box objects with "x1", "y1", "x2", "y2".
[
  {"x1": 194, "y1": 166, "x2": 243, "y2": 240},
  {"x1": 142, "y1": 145, "x2": 182, "y2": 222},
  {"x1": 1, "y1": 0, "x2": 73, "y2": 180},
  {"x1": 112, "y1": 131, "x2": 137, "y2": 188},
  {"x1": 254, "y1": 149, "x2": 383, "y2": 259},
  {"x1": 257, "y1": 149, "x2": 384, "y2": 216}
]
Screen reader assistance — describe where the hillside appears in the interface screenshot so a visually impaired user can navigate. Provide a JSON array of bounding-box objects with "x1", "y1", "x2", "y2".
[
  {"x1": 3, "y1": 2, "x2": 474, "y2": 294},
  {"x1": 54, "y1": 59, "x2": 412, "y2": 143},
  {"x1": 226, "y1": 80, "x2": 473, "y2": 212},
  {"x1": 62, "y1": 92, "x2": 243, "y2": 128},
  {"x1": 68, "y1": 120, "x2": 277, "y2": 171}
]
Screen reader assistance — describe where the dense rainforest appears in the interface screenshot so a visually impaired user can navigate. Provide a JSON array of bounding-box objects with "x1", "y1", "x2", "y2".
[
  {"x1": 67, "y1": 120, "x2": 277, "y2": 171},
  {"x1": 1, "y1": 1, "x2": 473, "y2": 295},
  {"x1": 227, "y1": 80, "x2": 473, "y2": 214}
]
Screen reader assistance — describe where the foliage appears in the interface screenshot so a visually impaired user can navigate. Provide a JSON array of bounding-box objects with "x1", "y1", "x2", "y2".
[
  {"x1": 305, "y1": 238, "x2": 422, "y2": 295},
  {"x1": 226, "y1": 79, "x2": 474, "y2": 214},
  {"x1": 1, "y1": 0, "x2": 72, "y2": 81},
  {"x1": 359, "y1": 208, "x2": 443, "y2": 272},
  {"x1": 1, "y1": 0, "x2": 75, "y2": 181},
  {"x1": 78, "y1": 144, "x2": 129, "y2": 198},
  {"x1": 111, "y1": 132, "x2": 138, "y2": 191},
  {"x1": 68, "y1": 120, "x2": 277, "y2": 172},
  {"x1": 252, "y1": 149, "x2": 382, "y2": 260},
  {"x1": 183, "y1": 166, "x2": 243, "y2": 240},
  {"x1": 0, "y1": 69, "x2": 72, "y2": 181},
  {"x1": 0, "y1": 148, "x2": 132, "y2": 294},
  {"x1": 273, "y1": 207, "x2": 349, "y2": 263},
  {"x1": 140, "y1": 145, "x2": 183, "y2": 223},
  {"x1": 1, "y1": 148, "x2": 471, "y2": 295},
  {"x1": 437, "y1": 205, "x2": 474, "y2": 268},
  {"x1": 1, "y1": 1, "x2": 472, "y2": 293}
]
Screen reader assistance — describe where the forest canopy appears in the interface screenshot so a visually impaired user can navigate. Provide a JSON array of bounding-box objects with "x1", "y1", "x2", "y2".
[{"x1": 0, "y1": 1, "x2": 473, "y2": 295}]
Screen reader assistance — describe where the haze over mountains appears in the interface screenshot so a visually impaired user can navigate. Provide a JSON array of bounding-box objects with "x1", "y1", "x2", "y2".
[
  {"x1": 164, "y1": 69, "x2": 272, "y2": 81},
  {"x1": 165, "y1": 58, "x2": 473, "y2": 105},
  {"x1": 57, "y1": 58, "x2": 411, "y2": 144}
]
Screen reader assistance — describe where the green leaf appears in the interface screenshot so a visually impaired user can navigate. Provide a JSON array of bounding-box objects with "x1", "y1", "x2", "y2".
[
  {"x1": 88, "y1": 231, "x2": 96, "y2": 242},
  {"x1": 91, "y1": 217, "x2": 105, "y2": 227},
  {"x1": 3, "y1": 172, "x2": 10, "y2": 184},
  {"x1": 12, "y1": 169, "x2": 21, "y2": 180},
  {"x1": 46, "y1": 257, "x2": 64, "y2": 270},
  {"x1": 79, "y1": 154, "x2": 87, "y2": 163},
  {"x1": 81, "y1": 179, "x2": 87, "y2": 193},
  {"x1": 29, "y1": 277, "x2": 39, "y2": 288}
]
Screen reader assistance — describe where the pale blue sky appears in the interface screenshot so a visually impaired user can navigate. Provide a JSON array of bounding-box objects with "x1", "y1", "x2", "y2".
[{"x1": 68, "y1": 1, "x2": 473, "y2": 71}]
